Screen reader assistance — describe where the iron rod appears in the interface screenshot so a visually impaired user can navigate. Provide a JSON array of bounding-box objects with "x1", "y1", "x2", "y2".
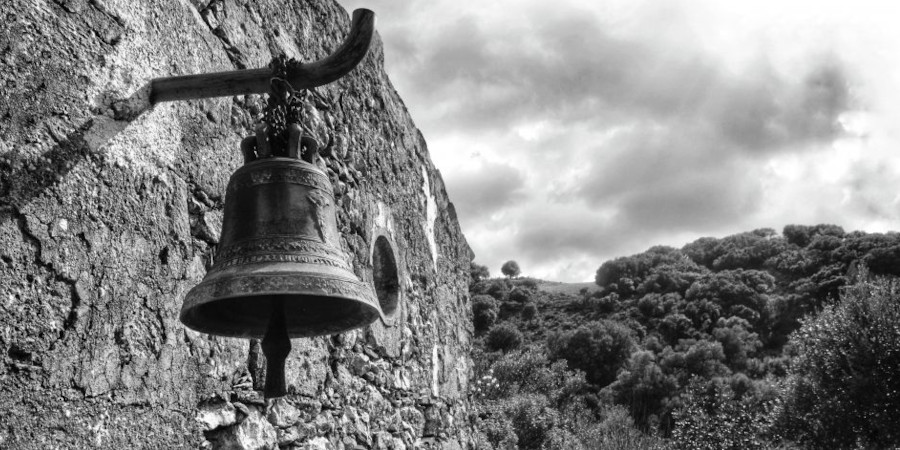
[{"x1": 149, "y1": 9, "x2": 375, "y2": 103}]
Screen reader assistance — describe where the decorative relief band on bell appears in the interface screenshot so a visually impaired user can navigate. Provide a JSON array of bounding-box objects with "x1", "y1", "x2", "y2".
[
  {"x1": 228, "y1": 166, "x2": 331, "y2": 193},
  {"x1": 184, "y1": 273, "x2": 379, "y2": 307},
  {"x1": 211, "y1": 254, "x2": 352, "y2": 271},
  {"x1": 216, "y1": 237, "x2": 347, "y2": 262}
]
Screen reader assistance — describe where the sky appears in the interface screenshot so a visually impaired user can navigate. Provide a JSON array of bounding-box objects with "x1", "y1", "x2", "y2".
[{"x1": 336, "y1": 0, "x2": 900, "y2": 282}]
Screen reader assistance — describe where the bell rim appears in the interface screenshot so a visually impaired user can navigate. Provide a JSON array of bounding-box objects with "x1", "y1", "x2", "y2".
[{"x1": 181, "y1": 271, "x2": 383, "y2": 338}]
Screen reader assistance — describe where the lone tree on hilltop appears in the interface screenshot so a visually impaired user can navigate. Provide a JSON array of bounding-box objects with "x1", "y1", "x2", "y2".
[{"x1": 501, "y1": 260, "x2": 521, "y2": 278}]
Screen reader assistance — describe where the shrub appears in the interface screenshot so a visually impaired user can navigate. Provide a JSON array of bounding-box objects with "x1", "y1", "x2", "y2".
[
  {"x1": 522, "y1": 303, "x2": 538, "y2": 321},
  {"x1": 507, "y1": 394, "x2": 560, "y2": 449},
  {"x1": 659, "y1": 340, "x2": 729, "y2": 385},
  {"x1": 487, "y1": 323, "x2": 523, "y2": 352},
  {"x1": 776, "y1": 272, "x2": 900, "y2": 448},
  {"x1": 548, "y1": 320, "x2": 636, "y2": 387},
  {"x1": 489, "y1": 348, "x2": 587, "y2": 403},
  {"x1": 514, "y1": 277, "x2": 539, "y2": 289},
  {"x1": 711, "y1": 316, "x2": 761, "y2": 370},
  {"x1": 590, "y1": 293, "x2": 620, "y2": 314},
  {"x1": 610, "y1": 350, "x2": 677, "y2": 429},
  {"x1": 671, "y1": 378, "x2": 775, "y2": 450},
  {"x1": 486, "y1": 280, "x2": 509, "y2": 300},
  {"x1": 475, "y1": 406, "x2": 518, "y2": 450},
  {"x1": 472, "y1": 295, "x2": 500, "y2": 332},
  {"x1": 471, "y1": 262, "x2": 491, "y2": 283},
  {"x1": 580, "y1": 404, "x2": 666, "y2": 449},
  {"x1": 508, "y1": 287, "x2": 532, "y2": 303}
]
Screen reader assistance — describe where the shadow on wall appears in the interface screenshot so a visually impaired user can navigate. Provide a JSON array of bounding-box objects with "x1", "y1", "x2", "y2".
[{"x1": 0, "y1": 84, "x2": 153, "y2": 212}]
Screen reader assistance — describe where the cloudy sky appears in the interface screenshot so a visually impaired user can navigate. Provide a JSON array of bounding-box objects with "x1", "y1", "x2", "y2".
[{"x1": 337, "y1": 0, "x2": 900, "y2": 282}]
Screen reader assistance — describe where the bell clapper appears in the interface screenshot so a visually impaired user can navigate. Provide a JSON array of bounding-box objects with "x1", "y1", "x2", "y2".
[{"x1": 261, "y1": 298, "x2": 291, "y2": 398}]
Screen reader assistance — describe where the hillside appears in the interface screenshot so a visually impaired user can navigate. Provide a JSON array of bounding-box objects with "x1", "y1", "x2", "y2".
[{"x1": 467, "y1": 224, "x2": 900, "y2": 449}]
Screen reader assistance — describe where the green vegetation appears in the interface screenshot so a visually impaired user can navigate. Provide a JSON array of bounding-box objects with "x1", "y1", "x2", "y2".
[{"x1": 469, "y1": 225, "x2": 900, "y2": 448}]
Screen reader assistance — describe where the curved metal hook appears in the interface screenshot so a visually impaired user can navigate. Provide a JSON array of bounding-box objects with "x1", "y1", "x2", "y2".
[{"x1": 150, "y1": 9, "x2": 375, "y2": 103}]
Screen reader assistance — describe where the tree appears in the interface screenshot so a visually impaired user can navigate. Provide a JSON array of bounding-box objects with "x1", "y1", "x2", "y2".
[
  {"x1": 486, "y1": 280, "x2": 509, "y2": 300},
  {"x1": 712, "y1": 316, "x2": 761, "y2": 371},
  {"x1": 777, "y1": 272, "x2": 900, "y2": 448},
  {"x1": 610, "y1": 350, "x2": 677, "y2": 429},
  {"x1": 782, "y1": 224, "x2": 844, "y2": 248},
  {"x1": 508, "y1": 287, "x2": 531, "y2": 303},
  {"x1": 487, "y1": 323, "x2": 524, "y2": 352},
  {"x1": 684, "y1": 269, "x2": 774, "y2": 328},
  {"x1": 548, "y1": 320, "x2": 636, "y2": 387},
  {"x1": 471, "y1": 262, "x2": 491, "y2": 283},
  {"x1": 595, "y1": 246, "x2": 683, "y2": 287},
  {"x1": 501, "y1": 260, "x2": 521, "y2": 278},
  {"x1": 472, "y1": 295, "x2": 500, "y2": 332}
]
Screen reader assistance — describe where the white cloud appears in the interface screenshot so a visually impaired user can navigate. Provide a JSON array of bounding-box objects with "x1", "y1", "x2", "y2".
[{"x1": 338, "y1": 0, "x2": 900, "y2": 281}]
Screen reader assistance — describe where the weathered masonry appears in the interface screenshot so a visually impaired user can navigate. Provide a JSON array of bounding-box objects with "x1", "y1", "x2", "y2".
[{"x1": 0, "y1": 1, "x2": 474, "y2": 448}]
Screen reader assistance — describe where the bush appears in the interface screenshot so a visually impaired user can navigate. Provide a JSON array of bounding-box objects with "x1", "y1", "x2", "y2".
[
  {"x1": 589, "y1": 293, "x2": 620, "y2": 314},
  {"x1": 473, "y1": 348, "x2": 598, "y2": 450},
  {"x1": 522, "y1": 303, "x2": 538, "y2": 321},
  {"x1": 487, "y1": 324, "x2": 524, "y2": 352},
  {"x1": 475, "y1": 407, "x2": 518, "y2": 450},
  {"x1": 580, "y1": 404, "x2": 666, "y2": 449},
  {"x1": 486, "y1": 280, "x2": 509, "y2": 300},
  {"x1": 711, "y1": 316, "x2": 761, "y2": 370},
  {"x1": 512, "y1": 277, "x2": 539, "y2": 289},
  {"x1": 489, "y1": 348, "x2": 587, "y2": 403},
  {"x1": 472, "y1": 295, "x2": 500, "y2": 332},
  {"x1": 776, "y1": 272, "x2": 900, "y2": 448},
  {"x1": 508, "y1": 287, "x2": 532, "y2": 303},
  {"x1": 610, "y1": 350, "x2": 677, "y2": 429},
  {"x1": 471, "y1": 262, "x2": 491, "y2": 283},
  {"x1": 548, "y1": 320, "x2": 636, "y2": 387},
  {"x1": 507, "y1": 394, "x2": 560, "y2": 449},
  {"x1": 671, "y1": 378, "x2": 775, "y2": 450}
]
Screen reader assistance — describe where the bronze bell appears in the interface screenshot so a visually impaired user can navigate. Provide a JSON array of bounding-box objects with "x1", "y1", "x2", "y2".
[
  {"x1": 149, "y1": 8, "x2": 381, "y2": 398},
  {"x1": 180, "y1": 147, "x2": 381, "y2": 339},
  {"x1": 180, "y1": 121, "x2": 383, "y2": 397}
]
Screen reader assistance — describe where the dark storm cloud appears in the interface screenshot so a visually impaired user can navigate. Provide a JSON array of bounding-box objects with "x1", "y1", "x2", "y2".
[{"x1": 444, "y1": 161, "x2": 526, "y2": 221}]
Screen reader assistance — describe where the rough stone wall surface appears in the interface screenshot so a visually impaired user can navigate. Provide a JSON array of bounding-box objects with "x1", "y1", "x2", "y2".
[{"x1": 0, "y1": 1, "x2": 474, "y2": 448}]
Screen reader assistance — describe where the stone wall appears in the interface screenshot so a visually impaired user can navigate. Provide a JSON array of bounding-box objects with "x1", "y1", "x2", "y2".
[{"x1": 0, "y1": 0, "x2": 474, "y2": 448}]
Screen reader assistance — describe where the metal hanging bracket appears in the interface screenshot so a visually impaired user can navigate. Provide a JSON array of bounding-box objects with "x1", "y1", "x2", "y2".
[{"x1": 149, "y1": 9, "x2": 375, "y2": 104}]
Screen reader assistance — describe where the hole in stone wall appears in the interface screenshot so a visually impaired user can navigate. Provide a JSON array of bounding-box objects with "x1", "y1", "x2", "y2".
[{"x1": 372, "y1": 235, "x2": 400, "y2": 319}]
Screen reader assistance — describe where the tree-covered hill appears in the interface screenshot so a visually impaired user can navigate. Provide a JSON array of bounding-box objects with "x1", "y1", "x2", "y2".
[{"x1": 468, "y1": 225, "x2": 900, "y2": 449}]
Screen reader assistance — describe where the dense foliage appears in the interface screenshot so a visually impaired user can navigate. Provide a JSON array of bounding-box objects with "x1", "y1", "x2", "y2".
[
  {"x1": 775, "y1": 269, "x2": 900, "y2": 448},
  {"x1": 468, "y1": 225, "x2": 900, "y2": 448}
]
